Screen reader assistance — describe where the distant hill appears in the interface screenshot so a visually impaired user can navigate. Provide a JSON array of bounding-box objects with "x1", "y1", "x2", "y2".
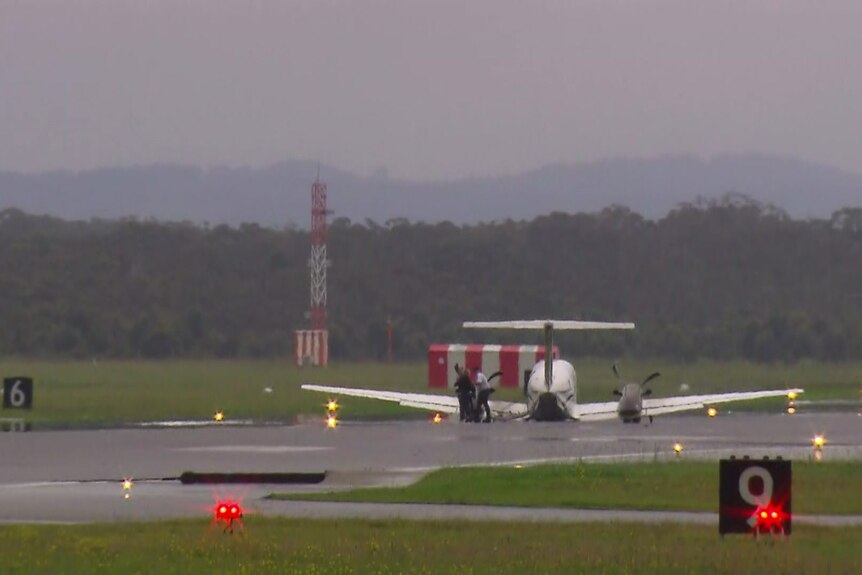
[{"x1": 2, "y1": 154, "x2": 862, "y2": 226}]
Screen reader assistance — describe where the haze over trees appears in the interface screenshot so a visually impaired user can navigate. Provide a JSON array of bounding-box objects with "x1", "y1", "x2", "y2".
[
  {"x1": 1, "y1": 196, "x2": 862, "y2": 362},
  {"x1": 3, "y1": 154, "x2": 862, "y2": 226}
]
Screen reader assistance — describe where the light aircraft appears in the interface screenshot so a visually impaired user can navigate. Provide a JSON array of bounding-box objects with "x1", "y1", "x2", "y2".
[{"x1": 302, "y1": 320, "x2": 802, "y2": 422}]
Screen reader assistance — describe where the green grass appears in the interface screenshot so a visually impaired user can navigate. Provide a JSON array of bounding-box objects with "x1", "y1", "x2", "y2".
[
  {"x1": 0, "y1": 357, "x2": 859, "y2": 426},
  {"x1": 0, "y1": 517, "x2": 859, "y2": 574},
  {"x1": 0, "y1": 359, "x2": 424, "y2": 426},
  {"x1": 272, "y1": 461, "x2": 862, "y2": 515}
]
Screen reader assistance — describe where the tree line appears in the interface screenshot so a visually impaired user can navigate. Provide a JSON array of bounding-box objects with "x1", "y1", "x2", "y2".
[{"x1": 2, "y1": 195, "x2": 862, "y2": 362}]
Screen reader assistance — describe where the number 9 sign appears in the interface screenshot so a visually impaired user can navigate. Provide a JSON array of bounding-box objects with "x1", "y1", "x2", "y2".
[
  {"x1": 719, "y1": 458, "x2": 792, "y2": 536},
  {"x1": 3, "y1": 377, "x2": 33, "y2": 409}
]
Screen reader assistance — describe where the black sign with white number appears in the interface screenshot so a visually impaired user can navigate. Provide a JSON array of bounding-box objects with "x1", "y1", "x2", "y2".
[
  {"x1": 3, "y1": 377, "x2": 33, "y2": 409},
  {"x1": 719, "y1": 458, "x2": 792, "y2": 535}
]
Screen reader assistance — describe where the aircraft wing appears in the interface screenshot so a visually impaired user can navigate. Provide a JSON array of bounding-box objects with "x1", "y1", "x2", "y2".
[
  {"x1": 572, "y1": 388, "x2": 803, "y2": 422},
  {"x1": 486, "y1": 399, "x2": 531, "y2": 420},
  {"x1": 301, "y1": 384, "x2": 529, "y2": 419},
  {"x1": 572, "y1": 401, "x2": 621, "y2": 422},
  {"x1": 641, "y1": 388, "x2": 803, "y2": 417}
]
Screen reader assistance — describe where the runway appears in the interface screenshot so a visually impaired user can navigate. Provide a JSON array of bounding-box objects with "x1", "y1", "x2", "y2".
[{"x1": 0, "y1": 411, "x2": 860, "y2": 523}]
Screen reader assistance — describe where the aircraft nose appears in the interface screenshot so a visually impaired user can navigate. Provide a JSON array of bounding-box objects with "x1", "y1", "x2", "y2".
[
  {"x1": 534, "y1": 392, "x2": 566, "y2": 421},
  {"x1": 618, "y1": 385, "x2": 641, "y2": 415}
]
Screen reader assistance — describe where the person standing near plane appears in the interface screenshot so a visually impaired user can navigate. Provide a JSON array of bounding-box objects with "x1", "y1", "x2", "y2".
[
  {"x1": 453, "y1": 364, "x2": 475, "y2": 422},
  {"x1": 472, "y1": 366, "x2": 493, "y2": 422}
]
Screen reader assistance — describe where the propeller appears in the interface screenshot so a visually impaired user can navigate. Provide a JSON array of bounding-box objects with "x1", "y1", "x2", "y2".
[
  {"x1": 641, "y1": 372, "x2": 661, "y2": 395},
  {"x1": 612, "y1": 362, "x2": 660, "y2": 397}
]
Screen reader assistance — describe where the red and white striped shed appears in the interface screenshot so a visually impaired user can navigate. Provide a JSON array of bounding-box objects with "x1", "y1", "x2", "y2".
[
  {"x1": 427, "y1": 343, "x2": 559, "y2": 388},
  {"x1": 294, "y1": 330, "x2": 329, "y2": 367}
]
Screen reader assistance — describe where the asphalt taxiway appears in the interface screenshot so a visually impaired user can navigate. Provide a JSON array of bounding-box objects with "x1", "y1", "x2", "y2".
[{"x1": 0, "y1": 411, "x2": 860, "y2": 523}]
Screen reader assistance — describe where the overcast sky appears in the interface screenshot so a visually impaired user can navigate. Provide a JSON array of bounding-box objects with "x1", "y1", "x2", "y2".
[{"x1": 2, "y1": 0, "x2": 861, "y2": 180}]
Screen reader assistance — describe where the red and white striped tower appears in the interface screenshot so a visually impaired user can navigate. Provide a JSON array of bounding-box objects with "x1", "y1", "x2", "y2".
[
  {"x1": 294, "y1": 174, "x2": 331, "y2": 367},
  {"x1": 309, "y1": 177, "x2": 330, "y2": 332}
]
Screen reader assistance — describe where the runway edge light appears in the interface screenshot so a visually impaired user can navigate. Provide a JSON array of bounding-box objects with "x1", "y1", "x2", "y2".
[
  {"x1": 213, "y1": 499, "x2": 244, "y2": 535},
  {"x1": 812, "y1": 434, "x2": 826, "y2": 449},
  {"x1": 325, "y1": 398, "x2": 340, "y2": 428},
  {"x1": 787, "y1": 390, "x2": 798, "y2": 414}
]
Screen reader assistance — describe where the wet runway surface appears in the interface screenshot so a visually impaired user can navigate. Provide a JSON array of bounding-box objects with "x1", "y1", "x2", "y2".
[{"x1": 0, "y1": 411, "x2": 860, "y2": 523}]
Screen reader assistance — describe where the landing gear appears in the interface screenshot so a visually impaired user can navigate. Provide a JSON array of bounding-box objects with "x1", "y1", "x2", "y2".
[{"x1": 623, "y1": 416, "x2": 652, "y2": 425}]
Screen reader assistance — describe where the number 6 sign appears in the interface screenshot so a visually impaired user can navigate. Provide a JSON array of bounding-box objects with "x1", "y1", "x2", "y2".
[
  {"x1": 719, "y1": 458, "x2": 792, "y2": 536},
  {"x1": 3, "y1": 377, "x2": 33, "y2": 409}
]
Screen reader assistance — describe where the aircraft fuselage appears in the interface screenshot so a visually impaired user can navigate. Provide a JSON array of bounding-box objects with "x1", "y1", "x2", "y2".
[
  {"x1": 526, "y1": 359, "x2": 577, "y2": 421},
  {"x1": 617, "y1": 382, "x2": 645, "y2": 423},
  {"x1": 526, "y1": 359, "x2": 643, "y2": 422}
]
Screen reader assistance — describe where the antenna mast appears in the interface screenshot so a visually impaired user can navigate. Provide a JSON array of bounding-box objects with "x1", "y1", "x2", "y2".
[
  {"x1": 294, "y1": 170, "x2": 332, "y2": 367},
  {"x1": 309, "y1": 175, "x2": 330, "y2": 331}
]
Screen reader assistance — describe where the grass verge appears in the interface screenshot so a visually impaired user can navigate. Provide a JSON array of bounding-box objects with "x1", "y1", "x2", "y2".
[
  {"x1": 271, "y1": 461, "x2": 862, "y2": 515},
  {"x1": 0, "y1": 357, "x2": 857, "y2": 426},
  {"x1": 0, "y1": 517, "x2": 859, "y2": 575}
]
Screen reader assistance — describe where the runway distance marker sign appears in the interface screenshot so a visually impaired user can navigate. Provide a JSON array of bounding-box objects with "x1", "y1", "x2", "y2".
[
  {"x1": 3, "y1": 377, "x2": 33, "y2": 409},
  {"x1": 719, "y1": 458, "x2": 791, "y2": 536}
]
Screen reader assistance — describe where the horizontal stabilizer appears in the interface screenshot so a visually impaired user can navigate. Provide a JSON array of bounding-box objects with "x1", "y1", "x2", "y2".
[{"x1": 463, "y1": 320, "x2": 635, "y2": 330}]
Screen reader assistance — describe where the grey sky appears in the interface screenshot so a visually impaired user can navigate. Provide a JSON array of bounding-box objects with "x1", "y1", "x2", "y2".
[{"x1": 2, "y1": 0, "x2": 861, "y2": 180}]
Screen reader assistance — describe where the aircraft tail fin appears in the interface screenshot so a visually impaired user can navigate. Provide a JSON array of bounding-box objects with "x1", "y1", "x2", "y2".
[{"x1": 463, "y1": 320, "x2": 635, "y2": 388}]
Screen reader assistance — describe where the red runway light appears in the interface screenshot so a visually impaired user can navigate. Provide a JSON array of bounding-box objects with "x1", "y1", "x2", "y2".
[
  {"x1": 752, "y1": 503, "x2": 787, "y2": 532},
  {"x1": 214, "y1": 500, "x2": 243, "y2": 521},
  {"x1": 209, "y1": 492, "x2": 247, "y2": 535}
]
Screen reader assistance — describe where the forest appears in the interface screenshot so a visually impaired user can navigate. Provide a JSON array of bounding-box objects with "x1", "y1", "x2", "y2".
[{"x1": 2, "y1": 194, "x2": 862, "y2": 362}]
